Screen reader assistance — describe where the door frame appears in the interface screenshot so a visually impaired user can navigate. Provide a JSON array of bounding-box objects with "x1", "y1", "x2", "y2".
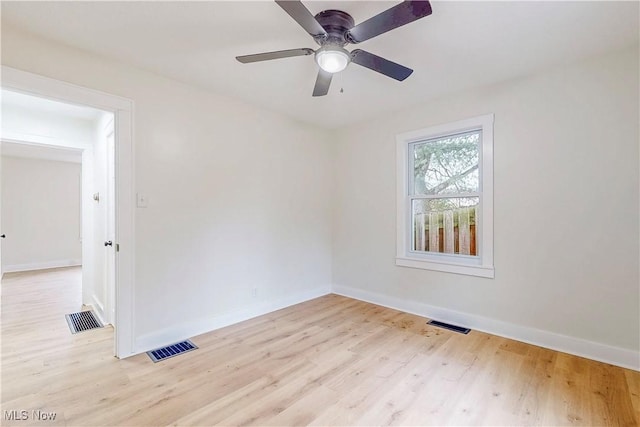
[{"x1": 2, "y1": 66, "x2": 135, "y2": 358}]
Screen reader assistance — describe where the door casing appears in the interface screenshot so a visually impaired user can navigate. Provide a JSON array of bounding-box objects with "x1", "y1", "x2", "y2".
[{"x1": 1, "y1": 66, "x2": 135, "y2": 358}]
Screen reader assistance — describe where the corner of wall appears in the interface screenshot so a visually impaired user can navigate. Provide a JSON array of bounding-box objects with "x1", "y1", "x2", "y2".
[
  {"x1": 134, "y1": 284, "x2": 332, "y2": 355},
  {"x1": 331, "y1": 284, "x2": 639, "y2": 371}
]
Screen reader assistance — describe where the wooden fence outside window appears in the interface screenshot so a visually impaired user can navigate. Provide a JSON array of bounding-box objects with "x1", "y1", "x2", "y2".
[{"x1": 414, "y1": 207, "x2": 477, "y2": 255}]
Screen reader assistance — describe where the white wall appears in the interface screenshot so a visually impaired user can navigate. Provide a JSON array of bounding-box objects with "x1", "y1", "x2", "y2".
[
  {"x1": 2, "y1": 23, "x2": 637, "y2": 368},
  {"x1": 0, "y1": 152, "x2": 3, "y2": 277},
  {"x1": 0, "y1": 24, "x2": 334, "y2": 352},
  {"x1": 332, "y1": 47, "x2": 639, "y2": 368},
  {"x1": 1, "y1": 156, "x2": 82, "y2": 271}
]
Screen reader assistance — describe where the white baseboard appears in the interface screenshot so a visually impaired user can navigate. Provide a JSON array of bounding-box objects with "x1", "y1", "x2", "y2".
[
  {"x1": 333, "y1": 284, "x2": 639, "y2": 371},
  {"x1": 3, "y1": 259, "x2": 82, "y2": 273},
  {"x1": 135, "y1": 285, "x2": 332, "y2": 355}
]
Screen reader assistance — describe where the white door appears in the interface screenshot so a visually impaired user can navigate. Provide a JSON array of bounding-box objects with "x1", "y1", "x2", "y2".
[
  {"x1": 105, "y1": 129, "x2": 116, "y2": 326},
  {"x1": 92, "y1": 118, "x2": 115, "y2": 325}
]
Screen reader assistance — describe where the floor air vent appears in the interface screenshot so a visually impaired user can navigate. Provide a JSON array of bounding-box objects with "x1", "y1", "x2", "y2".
[
  {"x1": 65, "y1": 310, "x2": 104, "y2": 334},
  {"x1": 427, "y1": 319, "x2": 471, "y2": 334},
  {"x1": 147, "y1": 340, "x2": 198, "y2": 363}
]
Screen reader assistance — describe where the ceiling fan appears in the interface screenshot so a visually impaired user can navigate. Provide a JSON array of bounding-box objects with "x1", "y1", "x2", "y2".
[{"x1": 236, "y1": 1, "x2": 433, "y2": 97}]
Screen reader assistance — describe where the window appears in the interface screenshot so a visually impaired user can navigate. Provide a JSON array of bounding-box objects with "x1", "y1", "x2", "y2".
[{"x1": 396, "y1": 114, "x2": 494, "y2": 278}]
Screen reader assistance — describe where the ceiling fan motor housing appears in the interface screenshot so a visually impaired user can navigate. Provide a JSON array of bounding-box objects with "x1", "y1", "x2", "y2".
[{"x1": 314, "y1": 10, "x2": 355, "y2": 46}]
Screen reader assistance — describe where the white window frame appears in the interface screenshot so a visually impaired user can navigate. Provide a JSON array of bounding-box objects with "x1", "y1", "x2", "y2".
[{"x1": 396, "y1": 114, "x2": 494, "y2": 278}]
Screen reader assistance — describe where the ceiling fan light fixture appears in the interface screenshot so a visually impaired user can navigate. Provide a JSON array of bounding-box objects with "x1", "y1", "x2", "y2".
[
  {"x1": 315, "y1": 46, "x2": 350, "y2": 73},
  {"x1": 238, "y1": 1, "x2": 433, "y2": 96}
]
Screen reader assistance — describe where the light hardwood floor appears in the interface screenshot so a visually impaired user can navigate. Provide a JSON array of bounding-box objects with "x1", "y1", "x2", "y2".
[{"x1": 1, "y1": 267, "x2": 638, "y2": 426}]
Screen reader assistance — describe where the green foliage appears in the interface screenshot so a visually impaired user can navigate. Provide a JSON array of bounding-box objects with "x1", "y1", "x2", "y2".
[{"x1": 413, "y1": 132, "x2": 479, "y2": 195}]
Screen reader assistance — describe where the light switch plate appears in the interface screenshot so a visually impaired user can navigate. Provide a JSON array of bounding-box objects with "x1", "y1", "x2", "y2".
[{"x1": 137, "y1": 193, "x2": 148, "y2": 208}]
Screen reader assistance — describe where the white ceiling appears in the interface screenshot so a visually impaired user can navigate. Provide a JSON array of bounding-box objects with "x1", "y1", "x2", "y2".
[
  {"x1": 1, "y1": 90, "x2": 105, "y2": 163},
  {"x1": 2, "y1": 1, "x2": 638, "y2": 129},
  {"x1": 1, "y1": 141, "x2": 82, "y2": 164},
  {"x1": 2, "y1": 89, "x2": 105, "y2": 121}
]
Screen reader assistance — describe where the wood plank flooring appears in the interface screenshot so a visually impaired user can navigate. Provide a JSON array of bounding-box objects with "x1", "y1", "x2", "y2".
[{"x1": 1, "y1": 267, "x2": 638, "y2": 426}]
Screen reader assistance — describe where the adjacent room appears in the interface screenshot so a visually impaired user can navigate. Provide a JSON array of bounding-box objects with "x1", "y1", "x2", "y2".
[{"x1": 1, "y1": 1, "x2": 638, "y2": 426}]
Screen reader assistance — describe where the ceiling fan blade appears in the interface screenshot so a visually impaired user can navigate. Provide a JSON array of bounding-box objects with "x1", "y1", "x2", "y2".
[
  {"x1": 312, "y1": 69, "x2": 332, "y2": 97},
  {"x1": 236, "y1": 48, "x2": 314, "y2": 64},
  {"x1": 275, "y1": 1, "x2": 327, "y2": 38},
  {"x1": 350, "y1": 49, "x2": 413, "y2": 81},
  {"x1": 346, "y1": 1, "x2": 432, "y2": 44}
]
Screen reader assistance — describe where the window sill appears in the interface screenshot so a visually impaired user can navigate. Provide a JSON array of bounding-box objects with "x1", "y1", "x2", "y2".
[{"x1": 395, "y1": 256, "x2": 495, "y2": 278}]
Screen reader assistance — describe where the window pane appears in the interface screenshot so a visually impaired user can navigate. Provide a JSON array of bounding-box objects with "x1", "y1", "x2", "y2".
[
  {"x1": 412, "y1": 198, "x2": 479, "y2": 256},
  {"x1": 412, "y1": 131, "x2": 479, "y2": 195}
]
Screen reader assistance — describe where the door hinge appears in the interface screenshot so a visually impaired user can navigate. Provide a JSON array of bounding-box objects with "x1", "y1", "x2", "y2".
[{"x1": 116, "y1": 243, "x2": 120, "y2": 252}]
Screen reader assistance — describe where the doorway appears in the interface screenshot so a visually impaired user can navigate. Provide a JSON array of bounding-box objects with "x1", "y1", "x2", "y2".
[
  {"x1": 1, "y1": 66, "x2": 135, "y2": 358},
  {"x1": 1, "y1": 92, "x2": 116, "y2": 334}
]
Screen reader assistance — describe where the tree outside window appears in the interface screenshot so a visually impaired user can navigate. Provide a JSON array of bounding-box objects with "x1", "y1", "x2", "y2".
[{"x1": 410, "y1": 131, "x2": 480, "y2": 256}]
